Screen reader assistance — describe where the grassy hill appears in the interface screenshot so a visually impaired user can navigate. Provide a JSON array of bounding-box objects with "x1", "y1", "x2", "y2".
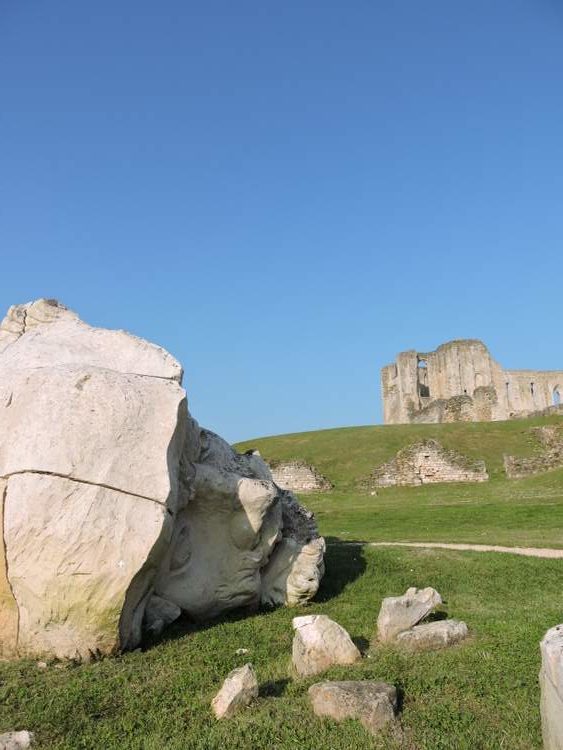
[{"x1": 236, "y1": 415, "x2": 563, "y2": 548}]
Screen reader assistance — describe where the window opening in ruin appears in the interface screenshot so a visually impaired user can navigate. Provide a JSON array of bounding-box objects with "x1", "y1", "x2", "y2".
[
  {"x1": 554, "y1": 387, "x2": 561, "y2": 407},
  {"x1": 417, "y1": 359, "x2": 430, "y2": 398},
  {"x1": 530, "y1": 382, "x2": 535, "y2": 397}
]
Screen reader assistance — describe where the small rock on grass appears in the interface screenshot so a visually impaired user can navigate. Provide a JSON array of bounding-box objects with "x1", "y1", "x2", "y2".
[
  {"x1": 0, "y1": 731, "x2": 34, "y2": 750},
  {"x1": 377, "y1": 587, "x2": 442, "y2": 642},
  {"x1": 211, "y1": 664, "x2": 258, "y2": 719},
  {"x1": 308, "y1": 681, "x2": 397, "y2": 736},
  {"x1": 395, "y1": 619, "x2": 468, "y2": 650},
  {"x1": 292, "y1": 614, "x2": 361, "y2": 677}
]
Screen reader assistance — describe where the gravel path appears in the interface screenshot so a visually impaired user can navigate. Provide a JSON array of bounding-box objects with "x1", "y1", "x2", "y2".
[{"x1": 337, "y1": 540, "x2": 563, "y2": 559}]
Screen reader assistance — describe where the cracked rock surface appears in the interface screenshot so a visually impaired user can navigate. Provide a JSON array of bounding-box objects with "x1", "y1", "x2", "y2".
[{"x1": 0, "y1": 299, "x2": 325, "y2": 660}]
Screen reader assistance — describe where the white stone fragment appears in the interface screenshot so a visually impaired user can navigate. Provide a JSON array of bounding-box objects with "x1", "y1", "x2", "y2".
[
  {"x1": 211, "y1": 663, "x2": 258, "y2": 719},
  {"x1": 377, "y1": 587, "x2": 442, "y2": 643},
  {"x1": 292, "y1": 614, "x2": 361, "y2": 677}
]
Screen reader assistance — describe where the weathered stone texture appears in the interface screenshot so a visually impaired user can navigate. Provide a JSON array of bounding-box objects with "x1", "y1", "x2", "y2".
[
  {"x1": 308, "y1": 681, "x2": 397, "y2": 736},
  {"x1": 0, "y1": 299, "x2": 325, "y2": 661},
  {"x1": 395, "y1": 619, "x2": 468, "y2": 650},
  {"x1": 540, "y1": 624, "x2": 563, "y2": 750},
  {"x1": 0, "y1": 731, "x2": 34, "y2": 750},
  {"x1": 211, "y1": 663, "x2": 258, "y2": 719},
  {"x1": 292, "y1": 614, "x2": 361, "y2": 677},
  {"x1": 269, "y1": 460, "x2": 332, "y2": 493},
  {"x1": 377, "y1": 587, "x2": 442, "y2": 642},
  {"x1": 370, "y1": 440, "x2": 488, "y2": 488},
  {"x1": 382, "y1": 339, "x2": 563, "y2": 424},
  {"x1": 504, "y1": 426, "x2": 563, "y2": 479}
]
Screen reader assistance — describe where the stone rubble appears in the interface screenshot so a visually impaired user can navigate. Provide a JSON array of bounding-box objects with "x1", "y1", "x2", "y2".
[
  {"x1": 376, "y1": 586, "x2": 469, "y2": 650},
  {"x1": 377, "y1": 587, "x2": 442, "y2": 642}
]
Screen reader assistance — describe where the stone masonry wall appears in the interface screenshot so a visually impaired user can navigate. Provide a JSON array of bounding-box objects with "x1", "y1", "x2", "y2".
[
  {"x1": 269, "y1": 461, "x2": 332, "y2": 493},
  {"x1": 370, "y1": 439, "x2": 489, "y2": 488},
  {"x1": 382, "y1": 339, "x2": 563, "y2": 425},
  {"x1": 504, "y1": 426, "x2": 563, "y2": 479}
]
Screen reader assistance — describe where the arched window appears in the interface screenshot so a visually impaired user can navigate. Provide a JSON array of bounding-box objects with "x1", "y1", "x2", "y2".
[
  {"x1": 553, "y1": 387, "x2": 561, "y2": 407},
  {"x1": 417, "y1": 359, "x2": 430, "y2": 397}
]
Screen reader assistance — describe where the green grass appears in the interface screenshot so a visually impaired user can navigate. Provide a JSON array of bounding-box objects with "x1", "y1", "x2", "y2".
[
  {"x1": 2, "y1": 417, "x2": 561, "y2": 748},
  {"x1": 236, "y1": 416, "x2": 563, "y2": 548},
  {"x1": 1, "y1": 544, "x2": 560, "y2": 749}
]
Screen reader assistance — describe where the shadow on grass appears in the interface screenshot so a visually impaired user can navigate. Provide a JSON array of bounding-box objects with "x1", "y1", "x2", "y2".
[
  {"x1": 259, "y1": 677, "x2": 290, "y2": 698},
  {"x1": 313, "y1": 536, "x2": 367, "y2": 603},
  {"x1": 143, "y1": 602, "x2": 278, "y2": 651}
]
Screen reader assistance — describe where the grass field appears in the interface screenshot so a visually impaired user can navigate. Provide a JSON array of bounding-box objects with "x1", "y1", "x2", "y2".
[
  {"x1": 236, "y1": 415, "x2": 563, "y2": 548},
  {"x1": 1, "y1": 417, "x2": 562, "y2": 748},
  {"x1": 1, "y1": 544, "x2": 560, "y2": 749}
]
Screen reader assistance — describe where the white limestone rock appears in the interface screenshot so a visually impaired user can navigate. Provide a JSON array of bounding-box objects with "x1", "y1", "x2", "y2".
[
  {"x1": 308, "y1": 681, "x2": 397, "y2": 736},
  {"x1": 292, "y1": 614, "x2": 361, "y2": 677},
  {"x1": 260, "y1": 489, "x2": 325, "y2": 607},
  {"x1": 395, "y1": 619, "x2": 468, "y2": 650},
  {"x1": 211, "y1": 663, "x2": 259, "y2": 719},
  {"x1": 0, "y1": 731, "x2": 34, "y2": 750},
  {"x1": 0, "y1": 300, "x2": 186, "y2": 660},
  {"x1": 0, "y1": 299, "x2": 325, "y2": 661},
  {"x1": 376, "y1": 587, "x2": 442, "y2": 643},
  {"x1": 540, "y1": 624, "x2": 563, "y2": 750}
]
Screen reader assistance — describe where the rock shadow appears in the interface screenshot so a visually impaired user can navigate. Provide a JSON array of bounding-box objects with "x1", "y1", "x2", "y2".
[
  {"x1": 312, "y1": 537, "x2": 367, "y2": 604},
  {"x1": 352, "y1": 636, "x2": 370, "y2": 655},
  {"x1": 259, "y1": 677, "x2": 290, "y2": 698}
]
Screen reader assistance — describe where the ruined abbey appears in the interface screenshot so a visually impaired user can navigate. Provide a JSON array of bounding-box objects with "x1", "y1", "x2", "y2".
[{"x1": 381, "y1": 339, "x2": 563, "y2": 424}]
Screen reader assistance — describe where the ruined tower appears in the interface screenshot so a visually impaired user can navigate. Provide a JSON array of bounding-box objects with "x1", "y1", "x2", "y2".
[{"x1": 381, "y1": 339, "x2": 563, "y2": 424}]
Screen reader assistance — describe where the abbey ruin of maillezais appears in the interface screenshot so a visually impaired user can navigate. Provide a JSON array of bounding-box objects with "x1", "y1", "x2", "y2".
[{"x1": 381, "y1": 339, "x2": 563, "y2": 424}]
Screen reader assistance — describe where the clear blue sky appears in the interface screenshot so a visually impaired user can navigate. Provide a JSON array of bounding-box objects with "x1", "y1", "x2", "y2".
[{"x1": 1, "y1": 1, "x2": 562, "y2": 442}]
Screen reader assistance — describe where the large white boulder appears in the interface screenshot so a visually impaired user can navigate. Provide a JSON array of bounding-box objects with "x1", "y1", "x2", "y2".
[
  {"x1": 0, "y1": 299, "x2": 325, "y2": 660},
  {"x1": 540, "y1": 624, "x2": 563, "y2": 750}
]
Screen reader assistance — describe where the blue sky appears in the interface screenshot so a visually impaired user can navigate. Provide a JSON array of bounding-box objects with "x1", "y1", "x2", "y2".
[{"x1": 1, "y1": 1, "x2": 562, "y2": 442}]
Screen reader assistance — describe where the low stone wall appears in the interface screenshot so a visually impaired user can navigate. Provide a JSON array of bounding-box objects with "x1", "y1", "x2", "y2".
[
  {"x1": 504, "y1": 426, "x2": 563, "y2": 479},
  {"x1": 510, "y1": 404, "x2": 563, "y2": 420},
  {"x1": 269, "y1": 461, "x2": 332, "y2": 493},
  {"x1": 540, "y1": 625, "x2": 563, "y2": 750},
  {"x1": 370, "y1": 439, "x2": 489, "y2": 488}
]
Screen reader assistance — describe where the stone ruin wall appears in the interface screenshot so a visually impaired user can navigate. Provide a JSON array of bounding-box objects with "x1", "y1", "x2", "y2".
[
  {"x1": 382, "y1": 339, "x2": 563, "y2": 425},
  {"x1": 269, "y1": 460, "x2": 332, "y2": 493},
  {"x1": 370, "y1": 439, "x2": 489, "y2": 488},
  {"x1": 504, "y1": 426, "x2": 563, "y2": 479}
]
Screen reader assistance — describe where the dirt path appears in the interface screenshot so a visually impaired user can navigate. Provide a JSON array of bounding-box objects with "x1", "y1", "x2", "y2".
[{"x1": 337, "y1": 540, "x2": 563, "y2": 559}]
